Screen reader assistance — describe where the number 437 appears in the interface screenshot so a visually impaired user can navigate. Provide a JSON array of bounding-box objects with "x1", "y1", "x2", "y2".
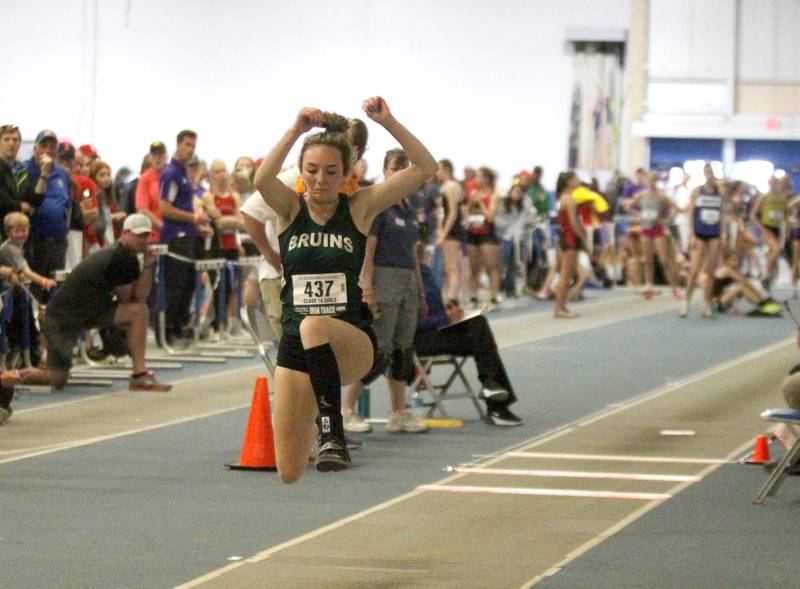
[{"x1": 305, "y1": 280, "x2": 334, "y2": 298}]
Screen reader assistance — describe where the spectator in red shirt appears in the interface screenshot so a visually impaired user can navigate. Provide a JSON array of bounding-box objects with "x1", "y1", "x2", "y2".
[
  {"x1": 57, "y1": 141, "x2": 100, "y2": 258},
  {"x1": 135, "y1": 141, "x2": 168, "y2": 242}
]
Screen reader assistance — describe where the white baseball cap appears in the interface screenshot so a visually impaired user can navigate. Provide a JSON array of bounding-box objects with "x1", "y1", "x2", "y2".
[{"x1": 122, "y1": 213, "x2": 153, "y2": 235}]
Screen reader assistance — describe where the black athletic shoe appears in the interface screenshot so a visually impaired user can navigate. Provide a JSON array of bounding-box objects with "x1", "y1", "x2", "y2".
[
  {"x1": 487, "y1": 407, "x2": 523, "y2": 427},
  {"x1": 315, "y1": 434, "x2": 352, "y2": 472}
]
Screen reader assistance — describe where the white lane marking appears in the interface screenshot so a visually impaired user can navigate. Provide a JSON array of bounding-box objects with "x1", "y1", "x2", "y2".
[
  {"x1": 454, "y1": 467, "x2": 701, "y2": 483},
  {"x1": 0, "y1": 442, "x2": 87, "y2": 456},
  {"x1": 417, "y1": 484, "x2": 671, "y2": 501},
  {"x1": 506, "y1": 452, "x2": 729, "y2": 465},
  {"x1": 517, "y1": 438, "x2": 757, "y2": 588},
  {"x1": 0, "y1": 402, "x2": 250, "y2": 465},
  {"x1": 13, "y1": 364, "x2": 264, "y2": 415},
  {"x1": 173, "y1": 337, "x2": 792, "y2": 588}
]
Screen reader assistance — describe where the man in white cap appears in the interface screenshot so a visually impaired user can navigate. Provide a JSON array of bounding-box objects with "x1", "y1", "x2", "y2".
[{"x1": 28, "y1": 213, "x2": 172, "y2": 392}]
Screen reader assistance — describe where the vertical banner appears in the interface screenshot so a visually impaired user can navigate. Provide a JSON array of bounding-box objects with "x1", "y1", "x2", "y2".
[{"x1": 568, "y1": 44, "x2": 624, "y2": 176}]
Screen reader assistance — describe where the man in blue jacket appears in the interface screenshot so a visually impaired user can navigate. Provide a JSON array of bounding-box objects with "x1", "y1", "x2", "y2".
[{"x1": 19, "y1": 129, "x2": 71, "y2": 298}]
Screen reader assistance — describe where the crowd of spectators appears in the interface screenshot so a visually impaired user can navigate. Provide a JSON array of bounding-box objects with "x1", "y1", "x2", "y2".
[{"x1": 0, "y1": 120, "x2": 791, "y2": 427}]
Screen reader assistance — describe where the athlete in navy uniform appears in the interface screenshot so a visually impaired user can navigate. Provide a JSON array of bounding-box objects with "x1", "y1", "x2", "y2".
[
  {"x1": 681, "y1": 163, "x2": 724, "y2": 318},
  {"x1": 253, "y1": 97, "x2": 437, "y2": 482}
]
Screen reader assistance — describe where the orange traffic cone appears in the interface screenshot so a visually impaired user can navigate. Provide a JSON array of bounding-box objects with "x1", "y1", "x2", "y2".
[
  {"x1": 226, "y1": 376, "x2": 277, "y2": 471},
  {"x1": 745, "y1": 435, "x2": 774, "y2": 465}
]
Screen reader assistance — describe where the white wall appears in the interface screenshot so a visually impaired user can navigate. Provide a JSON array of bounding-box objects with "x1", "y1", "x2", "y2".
[
  {"x1": 647, "y1": 0, "x2": 735, "y2": 116},
  {"x1": 642, "y1": 0, "x2": 800, "y2": 136},
  {"x1": 739, "y1": 0, "x2": 800, "y2": 82},
  {"x1": 1, "y1": 0, "x2": 629, "y2": 189}
]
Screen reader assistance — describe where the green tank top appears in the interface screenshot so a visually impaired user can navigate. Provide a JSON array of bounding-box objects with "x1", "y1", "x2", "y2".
[
  {"x1": 278, "y1": 194, "x2": 369, "y2": 336},
  {"x1": 760, "y1": 192, "x2": 786, "y2": 229}
]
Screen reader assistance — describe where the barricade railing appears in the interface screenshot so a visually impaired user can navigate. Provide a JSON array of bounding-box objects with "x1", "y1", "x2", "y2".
[{"x1": 153, "y1": 247, "x2": 257, "y2": 362}]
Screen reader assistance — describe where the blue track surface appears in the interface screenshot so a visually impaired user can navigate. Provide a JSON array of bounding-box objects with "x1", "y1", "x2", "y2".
[{"x1": 1, "y1": 297, "x2": 795, "y2": 588}]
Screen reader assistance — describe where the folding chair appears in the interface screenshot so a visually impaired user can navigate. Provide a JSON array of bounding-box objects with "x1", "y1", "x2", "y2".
[
  {"x1": 239, "y1": 305, "x2": 278, "y2": 376},
  {"x1": 410, "y1": 352, "x2": 485, "y2": 420},
  {"x1": 753, "y1": 408, "x2": 800, "y2": 504}
]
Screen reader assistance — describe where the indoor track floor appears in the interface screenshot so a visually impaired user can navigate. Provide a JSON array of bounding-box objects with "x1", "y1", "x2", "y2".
[{"x1": 2, "y1": 288, "x2": 797, "y2": 589}]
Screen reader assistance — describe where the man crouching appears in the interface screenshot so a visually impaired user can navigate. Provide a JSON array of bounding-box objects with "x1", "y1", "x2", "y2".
[{"x1": 31, "y1": 213, "x2": 171, "y2": 392}]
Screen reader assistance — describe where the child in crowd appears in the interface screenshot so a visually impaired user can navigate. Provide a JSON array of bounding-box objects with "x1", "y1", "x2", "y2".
[
  {"x1": 0, "y1": 213, "x2": 57, "y2": 368},
  {"x1": 0, "y1": 213, "x2": 58, "y2": 292}
]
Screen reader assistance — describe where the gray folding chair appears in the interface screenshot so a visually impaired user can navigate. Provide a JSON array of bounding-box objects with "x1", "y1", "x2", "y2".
[
  {"x1": 239, "y1": 305, "x2": 278, "y2": 376},
  {"x1": 410, "y1": 352, "x2": 485, "y2": 420},
  {"x1": 753, "y1": 408, "x2": 800, "y2": 504}
]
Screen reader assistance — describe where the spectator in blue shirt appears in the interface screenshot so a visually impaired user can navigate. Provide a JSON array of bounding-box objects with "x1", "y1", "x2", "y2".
[
  {"x1": 341, "y1": 149, "x2": 430, "y2": 435},
  {"x1": 19, "y1": 129, "x2": 71, "y2": 300},
  {"x1": 158, "y1": 129, "x2": 211, "y2": 344}
]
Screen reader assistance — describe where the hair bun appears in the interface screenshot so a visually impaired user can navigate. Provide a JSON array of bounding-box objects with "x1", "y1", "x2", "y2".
[{"x1": 322, "y1": 112, "x2": 350, "y2": 133}]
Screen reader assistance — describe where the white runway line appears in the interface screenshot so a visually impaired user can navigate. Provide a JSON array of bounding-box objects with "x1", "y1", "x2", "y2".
[
  {"x1": 454, "y1": 467, "x2": 701, "y2": 483},
  {"x1": 517, "y1": 437, "x2": 759, "y2": 589},
  {"x1": 417, "y1": 484, "x2": 671, "y2": 501},
  {"x1": 506, "y1": 452, "x2": 730, "y2": 465},
  {"x1": 12, "y1": 363, "x2": 263, "y2": 415},
  {"x1": 0, "y1": 402, "x2": 250, "y2": 465}
]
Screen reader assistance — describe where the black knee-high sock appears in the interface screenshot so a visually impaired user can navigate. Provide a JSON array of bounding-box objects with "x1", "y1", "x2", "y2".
[{"x1": 305, "y1": 343, "x2": 342, "y2": 436}]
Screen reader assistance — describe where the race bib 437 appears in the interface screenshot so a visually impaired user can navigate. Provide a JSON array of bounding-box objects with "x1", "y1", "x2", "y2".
[{"x1": 292, "y1": 273, "x2": 348, "y2": 316}]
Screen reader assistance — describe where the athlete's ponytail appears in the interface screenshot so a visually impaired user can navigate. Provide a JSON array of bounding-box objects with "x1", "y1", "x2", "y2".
[
  {"x1": 321, "y1": 112, "x2": 350, "y2": 133},
  {"x1": 298, "y1": 111, "x2": 369, "y2": 177}
]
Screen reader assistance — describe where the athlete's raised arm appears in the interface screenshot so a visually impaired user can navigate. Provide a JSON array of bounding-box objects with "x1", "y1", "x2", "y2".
[
  {"x1": 254, "y1": 108, "x2": 325, "y2": 221},
  {"x1": 350, "y1": 97, "x2": 437, "y2": 233}
]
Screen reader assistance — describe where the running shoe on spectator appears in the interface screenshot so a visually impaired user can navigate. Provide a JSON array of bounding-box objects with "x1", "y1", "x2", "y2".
[
  {"x1": 129, "y1": 372, "x2": 172, "y2": 392},
  {"x1": 387, "y1": 410, "x2": 429, "y2": 433},
  {"x1": 342, "y1": 408, "x2": 372, "y2": 433}
]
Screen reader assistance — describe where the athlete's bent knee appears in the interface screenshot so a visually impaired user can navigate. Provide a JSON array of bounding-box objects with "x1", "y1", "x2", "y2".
[
  {"x1": 278, "y1": 462, "x2": 305, "y2": 484},
  {"x1": 298, "y1": 316, "x2": 330, "y2": 345},
  {"x1": 278, "y1": 468, "x2": 303, "y2": 485}
]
